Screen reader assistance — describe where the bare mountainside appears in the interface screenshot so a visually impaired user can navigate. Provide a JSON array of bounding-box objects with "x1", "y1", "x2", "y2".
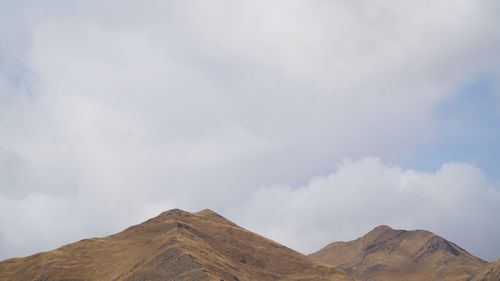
[
  {"x1": 310, "y1": 225, "x2": 487, "y2": 281},
  {"x1": 471, "y1": 258, "x2": 500, "y2": 281},
  {"x1": 0, "y1": 209, "x2": 353, "y2": 281}
]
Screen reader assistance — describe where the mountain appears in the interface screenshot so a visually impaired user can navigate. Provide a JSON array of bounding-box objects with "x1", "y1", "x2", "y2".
[
  {"x1": 471, "y1": 258, "x2": 500, "y2": 281},
  {"x1": 310, "y1": 225, "x2": 487, "y2": 281},
  {"x1": 0, "y1": 209, "x2": 353, "y2": 281}
]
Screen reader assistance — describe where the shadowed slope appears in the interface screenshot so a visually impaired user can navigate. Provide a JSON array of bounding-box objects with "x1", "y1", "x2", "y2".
[
  {"x1": 471, "y1": 258, "x2": 500, "y2": 281},
  {"x1": 0, "y1": 209, "x2": 353, "y2": 281},
  {"x1": 310, "y1": 225, "x2": 486, "y2": 281}
]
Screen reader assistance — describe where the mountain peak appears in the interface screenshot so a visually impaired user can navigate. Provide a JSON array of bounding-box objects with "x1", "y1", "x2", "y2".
[
  {"x1": 196, "y1": 208, "x2": 217, "y2": 215},
  {"x1": 159, "y1": 208, "x2": 190, "y2": 216},
  {"x1": 195, "y1": 208, "x2": 229, "y2": 221},
  {"x1": 0, "y1": 208, "x2": 353, "y2": 281},
  {"x1": 368, "y1": 225, "x2": 394, "y2": 235},
  {"x1": 310, "y1": 226, "x2": 486, "y2": 281},
  {"x1": 373, "y1": 224, "x2": 393, "y2": 231}
]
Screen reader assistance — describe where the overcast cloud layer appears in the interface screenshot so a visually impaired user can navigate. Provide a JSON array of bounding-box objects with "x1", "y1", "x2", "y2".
[{"x1": 1, "y1": 0, "x2": 500, "y2": 261}]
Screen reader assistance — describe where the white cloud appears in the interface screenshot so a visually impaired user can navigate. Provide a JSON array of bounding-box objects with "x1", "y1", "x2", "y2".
[
  {"x1": 237, "y1": 158, "x2": 500, "y2": 261},
  {"x1": 1, "y1": 0, "x2": 500, "y2": 261}
]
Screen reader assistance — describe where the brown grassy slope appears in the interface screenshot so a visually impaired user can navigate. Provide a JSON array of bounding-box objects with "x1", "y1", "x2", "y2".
[
  {"x1": 471, "y1": 258, "x2": 500, "y2": 281},
  {"x1": 310, "y1": 225, "x2": 487, "y2": 281},
  {"x1": 0, "y1": 208, "x2": 353, "y2": 281}
]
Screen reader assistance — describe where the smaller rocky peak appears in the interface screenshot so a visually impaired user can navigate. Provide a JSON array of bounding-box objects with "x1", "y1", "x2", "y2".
[
  {"x1": 196, "y1": 209, "x2": 218, "y2": 216},
  {"x1": 160, "y1": 208, "x2": 192, "y2": 217},
  {"x1": 373, "y1": 225, "x2": 393, "y2": 232},
  {"x1": 132, "y1": 209, "x2": 194, "y2": 230},
  {"x1": 425, "y1": 236, "x2": 460, "y2": 256},
  {"x1": 363, "y1": 225, "x2": 395, "y2": 240},
  {"x1": 411, "y1": 236, "x2": 461, "y2": 262},
  {"x1": 194, "y1": 209, "x2": 237, "y2": 226}
]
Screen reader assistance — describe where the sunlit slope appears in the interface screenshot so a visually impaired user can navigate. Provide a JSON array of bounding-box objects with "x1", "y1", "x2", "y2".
[
  {"x1": 310, "y1": 225, "x2": 486, "y2": 281},
  {"x1": 0, "y1": 208, "x2": 353, "y2": 281}
]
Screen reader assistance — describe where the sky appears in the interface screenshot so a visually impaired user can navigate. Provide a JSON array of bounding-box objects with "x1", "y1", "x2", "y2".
[{"x1": 1, "y1": 0, "x2": 500, "y2": 262}]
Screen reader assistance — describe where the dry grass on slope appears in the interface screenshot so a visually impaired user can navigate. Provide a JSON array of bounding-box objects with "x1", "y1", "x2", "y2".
[
  {"x1": 471, "y1": 258, "x2": 500, "y2": 281},
  {"x1": 0, "y1": 208, "x2": 353, "y2": 281},
  {"x1": 310, "y1": 225, "x2": 487, "y2": 281}
]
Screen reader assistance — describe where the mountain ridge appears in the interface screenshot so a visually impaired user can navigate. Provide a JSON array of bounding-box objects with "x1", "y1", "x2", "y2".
[
  {"x1": 0, "y1": 208, "x2": 353, "y2": 281},
  {"x1": 310, "y1": 224, "x2": 487, "y2": 281}
]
